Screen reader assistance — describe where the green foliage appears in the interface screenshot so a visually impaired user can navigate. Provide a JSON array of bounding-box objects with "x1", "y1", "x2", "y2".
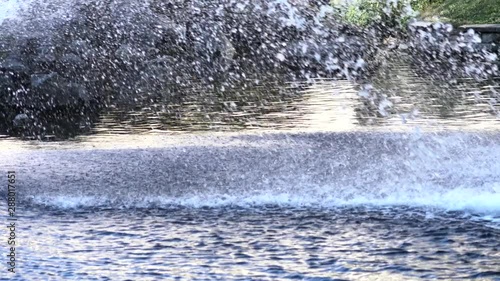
[
  {"x1": 343, "y1": 3, "x2": 378, "y2": 26},
  {"x1": 419, "y1": 0, "x2": 500, "y2": 25},
  {"x1": 333, "y1": 0, "x2": 419, "y2": 28},
  {"x1": 335, "y1": 0, "x2": 500, "y2": 25},
  {"x1": 410, "y1": 0, "x2": 439, "y2": 11}
]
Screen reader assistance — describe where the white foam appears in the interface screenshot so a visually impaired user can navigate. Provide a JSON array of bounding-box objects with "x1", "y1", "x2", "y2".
[
  {"x1": 0, "y1": 0, "x2": 24, "y2": 24},
  {"x1": 30, "y1": 183, "x2": 500, "y2": 216},
  {"x1": 20, "y1": 132, "x2": 500, "y2": 224},
  {"x1": 0, "y1": 0, "x2": 81, "y2": 30}
]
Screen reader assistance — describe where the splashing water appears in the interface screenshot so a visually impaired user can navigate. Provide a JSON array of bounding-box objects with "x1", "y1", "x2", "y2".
[
  {"x1": 1, "y1": 1, "x2": 499, "y2": 280},
  {"x1": 0, "y1": 0, "x2": 498, "y2": 204},
  {"x1": 0, "y1": 0, "x2": 24, "y2": 24},
  {"x1": 2, "y1": 132, "x2": 498, "y2": 217}
]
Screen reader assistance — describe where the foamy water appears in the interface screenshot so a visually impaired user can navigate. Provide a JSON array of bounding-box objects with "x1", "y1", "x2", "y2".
[
  {"x1": 27, "y1": 183, "x2": 500, "y2": 230},
  {"x1": 4, "y1": 132, "x2": 498, "y2": 224},
  {"x1": 1, "y1": 1, "x2": 499, "y2": 279},
  {"x1": 0, "y1": 0, "x2": 22, "y2": 24},
  {"x1": 0, "y1": 0, "x2": 42, "y2": 24}
]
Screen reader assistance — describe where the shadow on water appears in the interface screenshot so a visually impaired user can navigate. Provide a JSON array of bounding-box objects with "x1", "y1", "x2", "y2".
[
  {"x1": 89, "y1": 51, "x2": 500, "y2": 136},
  {"x1": 1, "y1": 51, "x2": 499, "y2": 140}
]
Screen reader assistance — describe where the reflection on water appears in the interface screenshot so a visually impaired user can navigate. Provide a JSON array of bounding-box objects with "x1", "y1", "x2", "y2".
[
  {"x1": 94, "y1": 78, "x2": 306, "y2": 134},
  {"x1": 370, "y1": 54, "x2": 500, "y2": 131},
  {"x1": 0, "y1": 52, "x2": 498, "y2": 143},
  {"x1": 92, "y1": 53, "x2": 499, "y2": 136},
  {"x1": 2, "y1": 52, "x2": 499, "y2": 281}
]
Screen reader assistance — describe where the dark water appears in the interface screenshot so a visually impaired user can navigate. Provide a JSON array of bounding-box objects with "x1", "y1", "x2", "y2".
[
  {"x1": 12, "y1": 207, "x2": 500, "y2": 280},
  {"x1": 91, "y1": 56, "x2": 500, "y2": 135},
  {"x1": 5, "y1": 54, "x2": 494, "y2": 139},
  {"x1": 1, "y1": 54, "x2": 500, "y2": 280},
  {"x1": 1, "y1": 130, "x2": 500, "y2": 280}
]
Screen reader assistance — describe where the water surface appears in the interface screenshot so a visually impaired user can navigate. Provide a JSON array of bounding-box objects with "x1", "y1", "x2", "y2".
[{"x1": 1, "y1": 54, "x2": 499, "y2": 280}]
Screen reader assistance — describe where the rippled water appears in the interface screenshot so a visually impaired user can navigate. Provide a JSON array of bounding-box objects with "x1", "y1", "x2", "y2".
[
  {"x1": 14, "y1": 207, "x2": 500, "y2": 280},
  {"x1": 2, "y1": 130, "x2": 500, "y2": 280},
  {"x1": 88, "y1": 54, "x2": 500, "y2": 135},
  {"x1": 1, "y1": 53, "x2": 500, "y2": 280},
  {"x1": 4, "y1": 53, "x2": 496, "y2": 140}
]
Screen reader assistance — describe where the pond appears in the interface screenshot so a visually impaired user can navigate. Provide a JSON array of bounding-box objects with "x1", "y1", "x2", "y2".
[
  {"x1": 1, "y1": 51, "x2": 499, "y2": 280},
  {"x1": 3, "y1": 51, "x2": 497, "y2": 141}
]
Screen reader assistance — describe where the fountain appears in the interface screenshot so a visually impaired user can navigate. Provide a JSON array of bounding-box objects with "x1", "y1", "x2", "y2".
[
  {"x1": 0, "y1": 2, "x2": 499, "y2": 280},
  {"x1": 0, "y1": 0, "x2": 382, "y2": 138},
  {"x1": 1, "y1": 0, "x2": 498, "y2": 139}
]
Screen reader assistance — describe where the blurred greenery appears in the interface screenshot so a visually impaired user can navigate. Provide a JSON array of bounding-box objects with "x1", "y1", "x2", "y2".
[
  {"x1": 331, "y1": 0, "x2": 499, "y2": 26},
  {"x1": 418, "y1": 0, "x2": 500, "y2": 25},
  {"x1": 331, "y1": 0, "x2": 418, "y2": 27}
]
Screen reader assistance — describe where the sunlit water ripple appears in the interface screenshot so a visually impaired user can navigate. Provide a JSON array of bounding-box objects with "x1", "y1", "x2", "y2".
[
  {"x1": 1, "y1": 69, "x2": 500, "y2": 280},
  {"x1": 7, "y1": 206, "x2": 500, "y2": 280},
  {"x1": 1, "y1": 129, "x2": 500, "y2": 280},
  {"x1": 1, "y1": 15, "x2": 499, "y2": 280}
]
